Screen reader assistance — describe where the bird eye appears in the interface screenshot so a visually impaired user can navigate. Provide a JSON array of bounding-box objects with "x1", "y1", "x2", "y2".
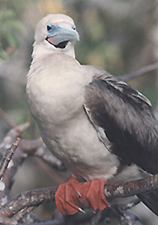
[
  {"x1": 47, "y1": 25, "x2": 52, "y2": 31},
  {"x1": 72, "y1": 26, "x2": 76, "y2": 30}
]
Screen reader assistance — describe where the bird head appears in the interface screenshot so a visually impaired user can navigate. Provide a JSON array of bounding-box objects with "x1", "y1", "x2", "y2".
[{"x1": 33, "y1": 14, "x2": 79, "y2": 59}]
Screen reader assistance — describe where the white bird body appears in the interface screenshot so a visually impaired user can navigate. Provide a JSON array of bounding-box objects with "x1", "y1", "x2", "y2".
[
  {"x1": 26, "y1": 14, "x2": 158, "y2": 215},
  {"x1": 27, "y1": 53, "x2": 120, "y2": 181}
]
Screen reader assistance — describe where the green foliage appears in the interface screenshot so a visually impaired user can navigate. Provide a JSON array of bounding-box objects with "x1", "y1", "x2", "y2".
[{"x1": 0, "y1": 9, "x2": 24, "y2": 60}]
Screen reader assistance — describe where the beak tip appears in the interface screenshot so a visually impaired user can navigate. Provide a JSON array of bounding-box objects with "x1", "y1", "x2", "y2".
[{"x1": 77, "y1": 33, "x2": 80, "y2": 41}]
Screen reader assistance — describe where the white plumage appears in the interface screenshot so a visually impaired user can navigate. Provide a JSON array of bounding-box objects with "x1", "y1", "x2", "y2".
[{"x1": 26, "y1": 14, "x2": 158, "y2": 216}]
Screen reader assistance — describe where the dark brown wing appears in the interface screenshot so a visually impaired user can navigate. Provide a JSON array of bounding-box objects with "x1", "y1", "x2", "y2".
[{"x1": 84, "y1": 73, "x2": 158, "y2": 174}]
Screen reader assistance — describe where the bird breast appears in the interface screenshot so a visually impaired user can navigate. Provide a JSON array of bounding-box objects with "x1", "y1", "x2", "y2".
[
  {"x1": 26, "y1": 55, "x2": 120, "y2": 181},
  {"x1": 27, "y1": 56, "x2": 86, "y2": 123}
]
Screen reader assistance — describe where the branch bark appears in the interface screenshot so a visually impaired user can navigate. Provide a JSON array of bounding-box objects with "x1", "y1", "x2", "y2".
[
  {"x1": 0, "y1": 122, "x2": 157, "y2": 224},
  {"x1": 105, "y1": 175, "x2": 158, "y2": 198},
  {"x1": 0, "y1": 187, "x2": 57, "y2": 218},
  {"x1": 0, "y1": 174, "x2": 157, "y2": 222},
  {"x1": 0, "y1": 137, "x2": 20, "y2": 180}
]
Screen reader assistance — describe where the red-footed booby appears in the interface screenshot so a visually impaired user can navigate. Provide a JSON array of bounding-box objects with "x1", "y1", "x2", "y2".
[{"x1": 26, "y1": 14, "x2": 158, "y2": 216}]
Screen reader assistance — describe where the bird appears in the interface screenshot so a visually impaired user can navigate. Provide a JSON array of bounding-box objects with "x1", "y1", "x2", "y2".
[{"x1": 26, "y1": 14, "x2": 158, "y2": 216}]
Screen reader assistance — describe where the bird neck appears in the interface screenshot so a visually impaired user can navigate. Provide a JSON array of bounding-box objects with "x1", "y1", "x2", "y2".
[{"x1": 32, "y1": 41, "x2": 76, "y2": 61}]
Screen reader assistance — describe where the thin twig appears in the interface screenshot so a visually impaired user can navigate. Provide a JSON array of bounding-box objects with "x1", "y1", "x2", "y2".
[
  {"x1": 0, "y1": 137, "x2": 20, "y2": 180},
  {"x1": 0, "y1": 124, "x2": 30, "y2": 205},
  {"x1": 0, "y1": 108, "x2": 15, "y2": 128},
  {"x1": 14, "y1": 122, "x2": 30, "y2": 134},
  {"x1": 120, "y1": 62, "x2": 158, "y2": 81},
  {"x1": 19, "y1": 139, "x2": 64, "y2": 171}
]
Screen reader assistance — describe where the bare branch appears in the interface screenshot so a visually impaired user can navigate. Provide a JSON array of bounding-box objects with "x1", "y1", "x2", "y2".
[
  {"x1": 0, "y1": 137, "x2": 20, "y2": 180},
  {"x1": 104, "y1": 175, "x2": 158, "y2": 198},
  {"x1": 0, "y1": 123, "x2": 30, "y2": 205},
  {"x1": 14, "y1": 123, "x2": 30, "y2": 134},
  {"x1": 0, "y1": 186, "x2": 57, "y2": 218},
  {"x1": 0, "y1": 174, "x2": 157, "y2": 221},
  {"x1": 0, "y1": 123, "x2": 64, "y2": 208},
  {"x1": 18, "y1": 139, "x2": 64, "y2": 170},
  {"x1": 0, "y1": 108, "x2": 15, "y2": 129},
  {"x1": 119, "y1": 62, "x2": 158, "y2": 81},
  {"x1": 0, "y1": 122, "x2": 30, "y2": 157},
  {"x1": 0, "y1": 123, "x2": 156, "y2": 224}
]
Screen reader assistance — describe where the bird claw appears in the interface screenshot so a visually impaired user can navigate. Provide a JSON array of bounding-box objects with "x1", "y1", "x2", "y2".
[
  {"x1": 55, "y1": 175, "x2": 109, "y2": 215},
  {"x1": 78, "y1": 207, "x2": 86, "y2": 214}
]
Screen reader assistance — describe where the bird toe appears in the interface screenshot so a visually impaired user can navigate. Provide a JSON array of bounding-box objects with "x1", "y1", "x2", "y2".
[{"x1": 55, "y1": 176, "x2": 109, "y2": 215}]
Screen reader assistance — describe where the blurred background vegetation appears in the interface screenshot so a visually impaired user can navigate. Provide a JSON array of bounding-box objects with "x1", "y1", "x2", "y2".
[{"x1": 0, "y1": 0, "x2": 158, "y2": 224}]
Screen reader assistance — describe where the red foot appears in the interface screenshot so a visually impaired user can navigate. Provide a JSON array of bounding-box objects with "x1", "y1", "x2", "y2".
[{"x1": 55, "y1": 175, "x2": 109, "y2": 215}]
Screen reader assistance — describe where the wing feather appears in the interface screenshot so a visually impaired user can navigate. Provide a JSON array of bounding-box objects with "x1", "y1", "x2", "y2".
[{"x1": 84, "y1": 73, "x2": 158, "y2": 174}]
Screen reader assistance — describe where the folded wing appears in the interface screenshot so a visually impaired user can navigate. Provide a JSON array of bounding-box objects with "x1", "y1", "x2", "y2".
[{"x1": 84, "y1": 73, "x2": 158, "y2": 174}]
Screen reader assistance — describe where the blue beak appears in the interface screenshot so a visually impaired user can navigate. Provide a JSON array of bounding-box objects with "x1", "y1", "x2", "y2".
[{"x1": 46, "y1": 22, "x2": 79, "y2": 46}]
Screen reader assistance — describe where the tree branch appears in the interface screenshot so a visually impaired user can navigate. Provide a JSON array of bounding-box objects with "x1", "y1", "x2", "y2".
[
  {"x1": 119, "y1": 62, "x2": 158, "y2": 81},
  {"x1": 0, "y1": 121, "x2": 157, "y2": 224},
  {"x1": 0, "y1": 187, "x2": 57, "y2": 218},
  {"x1": 0, "y1": 108, "x2": 16, "y2": 129},
  {"x1": 104, "y1": 175, "x2": 158, "y2": 198},
  {"x1": 0, "y1": 137, "x2": 20, "y2": 180},
  {"x1": 0, "y1": 174, "x2": 157, "y2": 222}
]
